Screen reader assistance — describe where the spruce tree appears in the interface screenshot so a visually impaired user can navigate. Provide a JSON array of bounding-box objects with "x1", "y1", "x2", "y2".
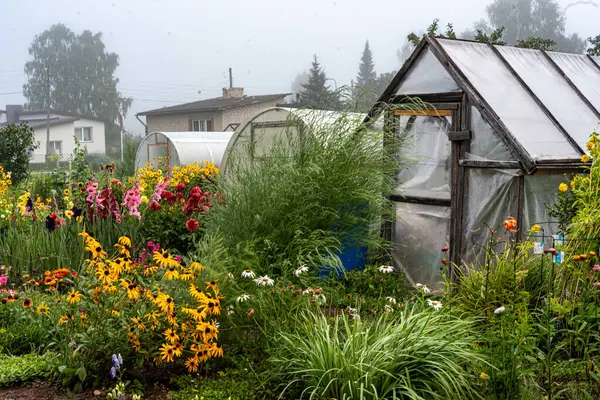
[
  {"x1": 299, "y1": 55, "x2": 339, "y2": 109},
  {"x1": 353, "y1": 41, "x2": 379, "y2": 112}
]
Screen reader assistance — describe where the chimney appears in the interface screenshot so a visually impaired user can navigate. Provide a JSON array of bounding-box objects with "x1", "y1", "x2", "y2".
[
  {"x1": 6, "y1": 105, "x2": 23, "y2": 123},
  {"x1": 222, "y1": 87, "x2": 244, "y2": 99}
]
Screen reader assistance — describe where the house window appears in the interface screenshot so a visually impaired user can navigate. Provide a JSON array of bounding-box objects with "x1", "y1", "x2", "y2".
[
  {"x1": 75, "y1": 127, "x2": 93, "y2": 142},
  {"x1": 192, "y1": 120, "x2": 212, "y2": 132},
  {"x1": 48, "y1": 141, "x2": 62, "y2": 155}
]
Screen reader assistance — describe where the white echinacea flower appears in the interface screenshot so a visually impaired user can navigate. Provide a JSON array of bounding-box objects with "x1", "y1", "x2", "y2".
[
  {"x1": 427, "y1": 299, "x2": 443, "y2": 311},
  {"x1": 494, "y1": 306, "x2": 506, "y2": 314},
  {"x1": 241, "y1": 269, "x2": 256, "y2": 279},
  {"x1": 236, "y1": 294, "x2": 250, "y2": 303},
  {"x1": 386, "y1": 296, "x2": 397, "y2": 304},
  {"x1": 384, "y1": 304, "x2": 394, "y2": 313},
  {"x1": 294, "y1": 265, "x2": 308, "y2": 277},
  {"x1": 378, "y1": 265, "x2": 394, "y2": 274},
  {"x1": 415, "y1": 283, "x2": 431, "y2": 294},
  {"x1": 254, "y1": 275, "x2": 274, "y2": 287}
]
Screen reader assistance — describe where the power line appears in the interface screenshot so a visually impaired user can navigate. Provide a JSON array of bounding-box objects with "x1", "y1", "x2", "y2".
[{"x1": 0, "y1": 91, "x2": 22, "y2": 96}]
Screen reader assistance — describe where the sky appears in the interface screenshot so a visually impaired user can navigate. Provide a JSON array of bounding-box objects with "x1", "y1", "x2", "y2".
[{"x1": 1, "y1": 0, "x2": 599, "y2": 135}]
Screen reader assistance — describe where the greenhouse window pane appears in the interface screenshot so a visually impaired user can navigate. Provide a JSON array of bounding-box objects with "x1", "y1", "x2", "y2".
[
  {"x1": 395, "y1": 47, "x2": 461, "y2": 94},
  {"x1": 469, "y1": 107, "x2": 515, "y2": 161},
  {"x1": 438, "y1": 39, "x2": 580, "y2": 160},
  {"x1": 496, "y1": 46, "x2": 599, "y2": 152},
  {"x1": 547, "y1": 52, "x2": 600, "y2": 123}
]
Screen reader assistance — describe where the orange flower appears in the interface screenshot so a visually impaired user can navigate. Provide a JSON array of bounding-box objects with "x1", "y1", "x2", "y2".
[{"x1": 503, "y1": 216, "x2": 518, "y2": 233}]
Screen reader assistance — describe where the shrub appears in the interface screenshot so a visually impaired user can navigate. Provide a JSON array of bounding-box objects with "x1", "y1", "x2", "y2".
[
  {"x1": 0, "y1": 353, "x2": 54, "y2": 386},
  {"x1": 0, "y1": 123, "x2": 38, "y2": 185},
  {"x1": 269, "y1": 306, "x2": 484, "y2": 400}
]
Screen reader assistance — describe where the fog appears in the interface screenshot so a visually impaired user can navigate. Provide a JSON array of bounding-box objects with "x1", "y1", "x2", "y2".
[{"x1": 1, "y1": 0, "x2": 599, "y2": 134}]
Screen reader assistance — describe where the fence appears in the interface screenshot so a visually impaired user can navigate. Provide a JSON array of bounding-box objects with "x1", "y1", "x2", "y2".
[{"x1": 28, "y1": 153, "x2": 122, "y2": 173}]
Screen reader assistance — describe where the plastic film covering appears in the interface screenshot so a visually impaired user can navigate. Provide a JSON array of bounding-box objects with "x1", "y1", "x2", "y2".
[
  {"x1": 496, "y1": 46, "x2": 599, "y2": 151},
  {"x1": 469, "y1": 107, "x2": 515, "y2": 161},
  {"x1": 462, "y1": 169, "x2": 519, "y2": 264},
  {"x1": 547, "y1": 52, "x2": 600, "y2": 116},
  {"x1": 523, "y1": 174, "x2": 564, "y2": 237},
  {"x1": 395, "y1": 47, "x2": 461, "y2": 95},
  {"x1": 396, "y1": 115, "x2": 451, "y2": 199},
  {"x1": 438, "y1": 39, "x2": 580, "y2": 160},
  {"x1": 394, "y1": 202, "x2": 450, "y2": 287}
]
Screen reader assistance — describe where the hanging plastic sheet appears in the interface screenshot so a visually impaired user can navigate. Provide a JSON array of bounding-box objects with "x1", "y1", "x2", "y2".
[
  {"x1": 394, "y1": 202, "x2": 450, "y2": 288},
  {"x1": 523, "y1": 174, "x2": 565, "y2": 238},
  {"x1": 469, "y1": 107, "x2": 515, "y2": 161},
  {"x1": 396, "y1": 115, "x2": 452, "y2": 200},
  {"x1": 462, "y1": 169, "x2": 519, "y2": 264}
]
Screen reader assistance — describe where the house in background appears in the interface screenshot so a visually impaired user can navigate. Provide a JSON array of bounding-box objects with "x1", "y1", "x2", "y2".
[
  {"x1": 1, "y1": 105, "x2": 107, "y2": 162},
  {"x1": 137, "y1": 87, "x2": 290, "y2": 134}
]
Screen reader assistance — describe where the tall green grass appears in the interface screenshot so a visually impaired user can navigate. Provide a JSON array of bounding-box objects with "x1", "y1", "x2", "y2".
[
  {"x1": 269, "y1": 306, "x2": 484, "y2": 400},
  {"x1": 199, "y1": 108, "x2": 402, "y2": 277}
]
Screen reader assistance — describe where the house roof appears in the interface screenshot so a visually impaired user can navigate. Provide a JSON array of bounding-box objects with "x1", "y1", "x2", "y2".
[
  {"x1": 374, "y1": 36, "x2": 600, "y2": 172},
  {"x1": 28, "y1": 117, "x2": 79, "y2": 129},
  {"x1": 19, "y1": 109, "x2": 107, "y2": 122},
  {"x1": 137, "y1": 93, "x2": 291, "y2": 116}
]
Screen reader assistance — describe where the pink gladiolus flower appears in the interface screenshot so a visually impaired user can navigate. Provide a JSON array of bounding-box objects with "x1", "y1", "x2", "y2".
[
  {"x1": 0, "y1": 275, "x2": 7, "y2": 286},
  {"x1": 594, "y1": 265, "x2": 600, "y2": 271}
]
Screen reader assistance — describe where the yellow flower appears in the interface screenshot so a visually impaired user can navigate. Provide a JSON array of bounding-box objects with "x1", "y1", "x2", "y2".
[
  {"x1": 530, "y1": 224, "x2": 541, "y2": 233},
  {"x1": 581, "y1": 154, "x2": 591, "y2": 163},
  {"x1": 58, "y1": 315, "x2": 70, "y2": 325},
  {"x1": 67, "y1": 290, "x2": 83, "y2": 304},
  {"x1": 45, "y1": 198, "x2": 52, "y2": 204},
  {"x1": 153, "y1": 250, "x2": 179, "y2": 268},
  {"x1": 76, "y1": 216, "x2": 83, "y2": 222},
  {"x1": 141, "y1": 195, "x2": 148, "y2": 203},
  {"x1": 159, "y1": 343, "x2": 176, "y2": 363},
  {"x1": 36, "y1": 304, "x2": 49, "y2": 315},
  {"x1": 163, "y1": 328, "x2": 180, "y2": 344},
  {"x1": 118, "y1": 236, "x2": 132, "y2": 247},
  {"x1": 63, "y1": 196, "x2": 69, "y2": 202},
  {"x1": 67, "y1": 201, "x2": 74, "y2": 209},
  {"x1": 558, "y1": 183, "x2": 568, "y2": 192},
  {"x1": 155, "y1": 292, "x2": 175, "y2": 314},
  {"x1": 112, "y1": 309, "x2": 121, "y2": 317},
  {"x1": 63, "y1": 189, "x2": 69, "y2": 196},
  {"x1": 185, "y1": 356, "x2": 199, "y2": 373},
  {"x1": 164, "y1": 266, "x2": 180, "y2": 280},
  {"x1": 65, "y1": 210, "x2": 74, "y2": 219},
  {"x1": 480, "y1": 372, "x2": 489, "y2": 380},
  {"x1": 587, "y1": 141, "x2": 595, "y2": 150}
]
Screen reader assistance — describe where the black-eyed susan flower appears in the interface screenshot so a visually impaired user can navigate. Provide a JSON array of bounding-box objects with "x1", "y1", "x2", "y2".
[
  {"x1": 159, "y1": 343, "x2": 176, "y2": 363},
  {"x1": 67, "y1": 289, "x2": 83, "y2": 304},
  {"x1": 118, "y1": 235, "x2": 132, "y2": 247},
  {"x1": 36, "y1": 304, "x2": 49, "y2": 315},
  {"x1": 190, "y1": 262, "x2": 205, "y2": 273},
  {"x1": 155, "y1": 292, "x2": 175, "y2": 314},
  {"x1": 58, "y1": 315, "x2": 70, "y2": 324},
  {"x1": 205, "y1": 280, "x2": 219, "y2": 293},
  {"x1": 96, "y1": 266, "x2": 118, "y2": 285},
  {"x1": 163, "y1": 328, "x2": 179, "y2": 344},
  {"x1": 153, "y1": 250, "x2": 179, "y2": 268},
  {"x1": 166, "y1": 312, "x2": 178, "y2": 326},
  {"x1": 208, "y1": 343, "x2": 223, "y2": 358},
  {"x1": 189, "y1": 284, "x2": 207, "y2": 302},
  {"x1": 164, "y1": 266, "x2": 179, "y2": 280},
  {"x1": 185, "y1": 356, "x2": 199, "y2": 373}
]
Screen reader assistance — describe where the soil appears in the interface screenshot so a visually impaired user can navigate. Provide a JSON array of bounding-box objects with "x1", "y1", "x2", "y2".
[{"x1": 0, "y1": 381, "x2": 171, "y2": 400}]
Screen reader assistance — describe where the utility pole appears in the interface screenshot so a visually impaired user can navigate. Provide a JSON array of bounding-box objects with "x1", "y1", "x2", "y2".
[
  {"x1": 45, "y1": 64, "x2": 51, "y2": 162},
  {"x1": 118, "y1": 105, "x2": 124, "y2": 162},
  {"x1": 229, "y1": 67, "x2": 233, "y2": 88}
]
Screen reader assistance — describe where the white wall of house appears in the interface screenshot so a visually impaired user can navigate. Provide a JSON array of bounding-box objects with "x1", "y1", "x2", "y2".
[{"x1": 32, "y1": 118, "x2": 106, "y2": 160}]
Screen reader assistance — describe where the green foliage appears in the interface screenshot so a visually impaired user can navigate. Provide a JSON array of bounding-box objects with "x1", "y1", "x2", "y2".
[
  {"x1": 23, "y1": 23, "x2": 132, "y2": 122},
  {"x1": 269, "y1": 307, "x2": 484, "y2": 400},
  {"x1": 407, "y1": 18, "x2": 456, "y2": 47},
  {"x1": 170, "y1": 371, "x2": 260, "y2": 400},
  {"x1": 0, "y1": 123, "x2": 38, "y2": 185},
  {"x1": 115, "y1": 133, "x2": 143, "y2": 180},
  {"x1": 587, "y1": 34, "x2": 600, "y2": 56},
  {"x1": 0, "y1": 353, "x2": 54, "y2": 386},
  {"x1": 474, "y1": 27, "x2": 507, "y2": 45},
  {"x1": 516, "y1": 37, "x2": 556, "y2": 50},
  {"x1": 299, "y1": 54, "x2": 341, "y2": 110},
  {"x1": 70, "y1": 138, "x2": 93, "y2": 184},
  {"x1": 546, "y1": 185, "x2": 577, "y2": 234}
]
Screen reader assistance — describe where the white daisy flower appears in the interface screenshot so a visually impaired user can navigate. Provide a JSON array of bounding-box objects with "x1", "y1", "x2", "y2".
[
  {"x1": 236, "y1": 294, "x2": 250, "y2": 303},
  {"x1": 386, "y1": 296, "x2": 397, "y2": 304},
  {"x1": 254, "y1": 275, "x2": 274, "y2": 287},
  {"x1": 294, "y1": 265, "x2": 309, "y2": 277},
  {"x1": 241, "y1": 269, "x2": 255, "y2": 279},
  {"x1": 415, "y1": 283, "x2": 431, "y2": 294},
  {"x1": 427, "y1": 299, "x2": 443, "y2": 312},
  {"x1": 226, "y1": 272, "x2": 234, "y2": 280},
  {"x1": 227, "y1": 305, "x2": 235, "y2": 315},
  {"x1": 494, "y1": 306, "x2": 506, "y2": 314},
  {"x1": 378, "y1": 265, "x2": 394, "y2": 274},
  {"x1": 384, "y1": 304, "x2": 394, "y2": 313}
]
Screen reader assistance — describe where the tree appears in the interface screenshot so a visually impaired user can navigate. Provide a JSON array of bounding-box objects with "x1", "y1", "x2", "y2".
[
  {"x1": 291, "y1": 71, "x2": 309, "y2": 95},
  {"x1": 0, "y1": 124, "x2": 38, "y2": 184},
  {"x1": 588, "y1": 34, "x2": 600, "y2": 56},
  {"x1": 299, "y1": 55, "x2": 340, "y2": 110},
  {"x1": 407, "y1": 19, "x2": 457, "y2": 47},
  {"x1": 352, "y1": 41, "x2": 379, "y2": 111},
  {"x1": 23, "y1": 24, "x2": 132, "y2": 123},
  {"x1": 480, "y1": 0, "x2": 586, "y2": 53}
]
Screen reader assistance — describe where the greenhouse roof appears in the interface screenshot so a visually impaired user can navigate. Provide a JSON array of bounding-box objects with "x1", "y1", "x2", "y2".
[{"x1": 378, "y1": 36, "x2": 600, "y2": 171}]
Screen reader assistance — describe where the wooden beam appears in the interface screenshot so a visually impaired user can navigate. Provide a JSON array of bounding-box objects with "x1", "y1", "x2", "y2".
[
  {"x1": 459, "y1": 159, "x2": 522, "y2": 169},
  {"x1": 516, "y1": 174, "x2": 525, "y2": 242},
  {"x1": 448, "y1": 130, "x2": 472, "y2": 141},
  {"x1": 390, "y1": 93, "x2": 464, "y2": 103},
  {"x1": 426, "y1": 37, "x2": 537, "y2": 174},
  {"x1": 390, "y1": 194, "x2": 451, "y2": 207},
  {"x1": 488, "y1": 44, "x2": 584, "y2": 156},
  {"x1": 393, "y1": 109, "x2": 453, "y2": 117}
]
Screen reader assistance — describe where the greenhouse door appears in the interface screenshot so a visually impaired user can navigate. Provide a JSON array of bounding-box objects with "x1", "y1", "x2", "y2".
[{"x1": 389, "y1": 97, "x2": 467, "y2": 287}]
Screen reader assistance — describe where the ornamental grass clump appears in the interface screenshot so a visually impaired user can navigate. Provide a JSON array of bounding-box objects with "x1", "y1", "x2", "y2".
[{"x1": 269, "y1": 305, "x2": 484, "y2": 400}]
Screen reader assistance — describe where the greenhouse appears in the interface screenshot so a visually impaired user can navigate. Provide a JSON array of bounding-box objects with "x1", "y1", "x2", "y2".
[
  {"x1": 372, "y1": 36, "x2": 600, "y2": 287},
  {"x1": 221, "y1": 107, "x2": 368, "y2": 173},
  {"x1": 135, "y1": 131, "x2": 233, "y2": 171}
]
